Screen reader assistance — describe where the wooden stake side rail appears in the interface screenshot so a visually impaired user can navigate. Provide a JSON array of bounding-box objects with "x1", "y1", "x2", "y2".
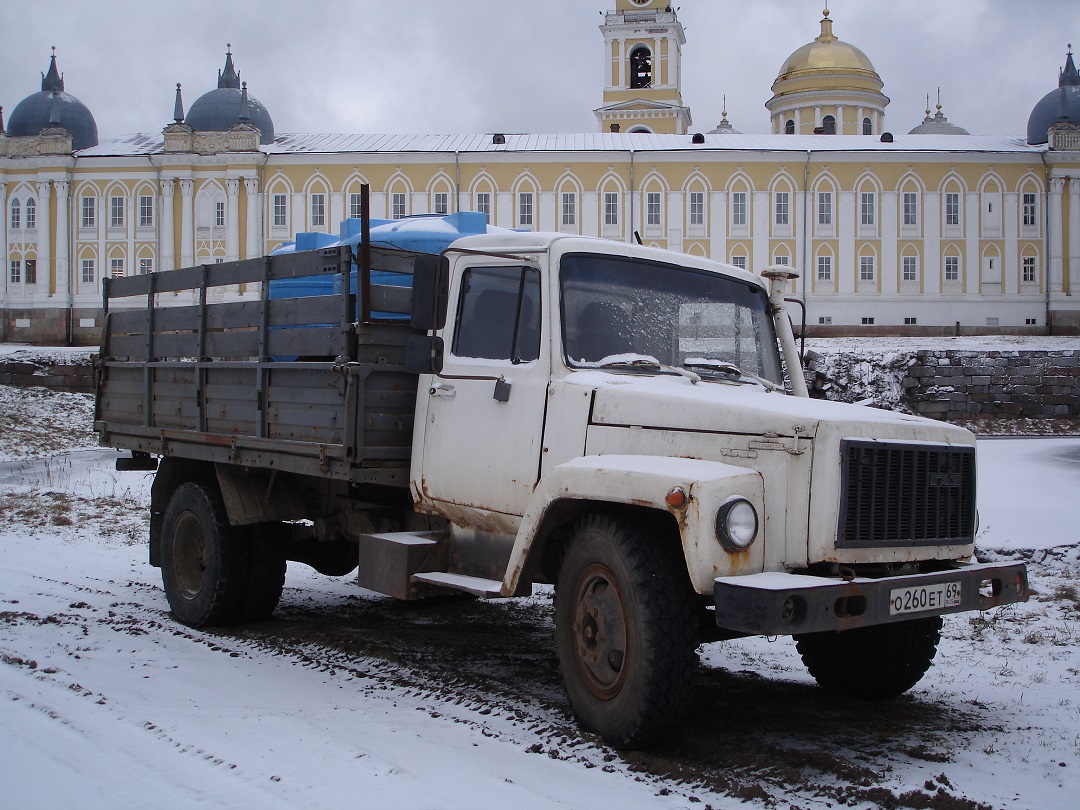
[{"x1": 95, "y1": 245, "x2": 421, "y2": 487}]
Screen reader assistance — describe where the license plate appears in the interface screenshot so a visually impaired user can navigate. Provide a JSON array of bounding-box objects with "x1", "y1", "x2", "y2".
[{"x1": 889, "y1": 581, "x2": 961, "y2": 615}]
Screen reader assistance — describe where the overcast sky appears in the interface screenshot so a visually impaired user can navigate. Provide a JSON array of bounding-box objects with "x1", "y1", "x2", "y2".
[{"x1": 0, "y1": 0, "x2": 1074, "y2": 141}]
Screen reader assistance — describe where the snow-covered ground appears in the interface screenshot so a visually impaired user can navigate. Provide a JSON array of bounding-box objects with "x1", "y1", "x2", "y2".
[{"x1": 1, "y1": 382, "x2": 1078, "y2": 808}]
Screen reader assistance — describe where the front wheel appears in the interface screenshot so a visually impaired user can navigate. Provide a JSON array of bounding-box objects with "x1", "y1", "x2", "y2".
[
  {"x1": 554, "y1": 514, "x2": 698, "y2": 749},
  {"x1": 794, "y1": 616, "x2": 944, "y2": 699}
]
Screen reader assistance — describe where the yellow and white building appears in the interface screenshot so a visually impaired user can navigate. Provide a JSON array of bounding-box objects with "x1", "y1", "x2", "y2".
[{"x1": 2, "y1": 0, "x2": 1080, "y2": 344}]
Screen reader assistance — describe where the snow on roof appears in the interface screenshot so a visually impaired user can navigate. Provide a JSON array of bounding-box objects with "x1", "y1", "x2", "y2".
[{"x1": 70, "y1": 131, "x2": 1043, "y2": 158}]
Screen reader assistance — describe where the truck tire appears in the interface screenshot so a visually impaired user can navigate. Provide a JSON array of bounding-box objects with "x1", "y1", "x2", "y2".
[
  {"x1": 160, "y1": 481, "x2": 248, "y2": 628},
  {"x1": 239, "y1": 525, "x2": 287, "y2": 622},
  {"x1": 554, "y1": 514, "x2": 698, "y2": 749},
  {"x1": 794, "y1": 616, "x2": 944, "y2": 699}
]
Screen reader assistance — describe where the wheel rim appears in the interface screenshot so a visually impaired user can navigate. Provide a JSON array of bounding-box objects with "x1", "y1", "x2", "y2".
[
  {"x1": 171, "y1": 511, "x2": 207, "y2": 601},
  {"x1": 571, "y1": 562, "x2": 630, "y2": 699}
]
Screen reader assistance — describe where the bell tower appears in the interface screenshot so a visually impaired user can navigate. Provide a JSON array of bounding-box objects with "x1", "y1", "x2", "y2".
[{"x1": 595, "y1": 0, "x2": 692, "y2": 135}]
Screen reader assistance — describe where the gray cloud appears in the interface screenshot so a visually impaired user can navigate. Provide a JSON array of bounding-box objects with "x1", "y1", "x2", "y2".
[{"x1": 0, "y1": 0, "x2": 1072, "y2": 139}]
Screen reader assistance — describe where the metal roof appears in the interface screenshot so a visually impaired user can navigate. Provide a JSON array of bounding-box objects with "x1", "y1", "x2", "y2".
[{"x1": 71, "y1": 131, "x2": 1043, "y2": 158}]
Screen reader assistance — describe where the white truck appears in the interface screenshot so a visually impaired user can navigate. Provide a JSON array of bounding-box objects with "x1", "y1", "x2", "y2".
[{"x1": 94, "y1": 193, "x2": 1028, "y2": 748}]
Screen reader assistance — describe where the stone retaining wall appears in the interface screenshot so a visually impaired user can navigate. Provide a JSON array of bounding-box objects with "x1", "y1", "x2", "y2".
[
  {"x1": 0, "y1": 360, "x2": 94, "y2": 394},
  {"x1": 904, "y1": 351, "x2": 1080, "y2": 420}
]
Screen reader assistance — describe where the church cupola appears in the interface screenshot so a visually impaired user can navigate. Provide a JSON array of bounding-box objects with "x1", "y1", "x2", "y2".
[{"x1": 595, "y1": 0, "x2": 692, "y2": 135}]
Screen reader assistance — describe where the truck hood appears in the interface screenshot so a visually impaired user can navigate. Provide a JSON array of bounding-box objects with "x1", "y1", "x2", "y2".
[{"x1": 578, "y1": 371, "x2": 966, "y2": 444}]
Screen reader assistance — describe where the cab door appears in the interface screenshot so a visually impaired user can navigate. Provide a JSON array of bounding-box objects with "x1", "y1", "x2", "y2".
[{"x1": 419, "y1": 262, "x2": 548, "y2": 521}]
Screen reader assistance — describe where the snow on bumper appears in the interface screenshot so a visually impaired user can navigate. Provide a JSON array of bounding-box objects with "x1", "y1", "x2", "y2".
[{"x1": 713, "y1": 561, "x2": 1029, "y2": 635}]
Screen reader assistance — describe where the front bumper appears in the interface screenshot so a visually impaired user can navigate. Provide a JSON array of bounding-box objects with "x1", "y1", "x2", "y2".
[{"x1": 713, "y1": 562, "x2": 1028, "y2": 635}]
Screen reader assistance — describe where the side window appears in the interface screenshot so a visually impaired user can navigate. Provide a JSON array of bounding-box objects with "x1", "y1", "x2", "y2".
[{"x1": 452, "y1": 266, "x2": 541, "y2": 363}]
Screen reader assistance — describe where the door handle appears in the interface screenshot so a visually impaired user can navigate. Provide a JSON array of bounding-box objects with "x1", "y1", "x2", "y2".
[{"x1": 429, "y1": 383, "x2": 456, "y2": 399}]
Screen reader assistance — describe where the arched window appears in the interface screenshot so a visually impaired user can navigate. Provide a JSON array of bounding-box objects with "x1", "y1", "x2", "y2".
[
  {"x1": 25, "y1": 198, "x2": 36, "y2": 230},
  {"x1": 785, "y1": 119, "x2": 795, "y2": 135},
  {"x1": 822, "y1": 115, "x2": 837, "y2": 135},
  {"x1": 10, "y1": 198, "x2": 20, "y2": 230},
  {"x1": 862, "y1": 117, "x2": 872, "y2": 135},
  {"x1": 629, "y1": 46, "x2": 652, "y2": 89}
]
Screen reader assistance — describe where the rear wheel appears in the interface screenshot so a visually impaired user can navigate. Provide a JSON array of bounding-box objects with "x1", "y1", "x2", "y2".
[
  {"x1": 239, "y1": 524, "x2": 287, "y2": 622},
  {"x1": 160, "y1": 482, "x2": 248, "y2": 627},
  {"x1": 554, "y1": 514, "x2": 698, "y2": 749},
  {"x1": 794, "y1": 616, "x2": 944, "y2": 699}
]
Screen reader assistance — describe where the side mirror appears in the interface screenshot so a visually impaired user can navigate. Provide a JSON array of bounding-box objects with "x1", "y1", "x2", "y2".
[
  {"x1": 405, "y1": 335, "x2": 444, "y2": 375},
  {"x1": 411, "y1": 254, "x2": 449, "y2": 332}
]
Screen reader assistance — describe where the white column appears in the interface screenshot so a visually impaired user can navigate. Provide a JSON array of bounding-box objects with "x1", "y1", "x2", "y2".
[
  {"x1": 160, "y1": 179, "x2": 175, "y2": 272},
  {"x1": 836, "y1": 105, "x2": 845, "y2": 134},
  {"x1": 244, "y1": 177, "x2": 260, "y2": 259},
  {"x1": 54, "y1": 180, "x2": 70, "y2": 302},
  {"x1": 225, "y1": 178, "x2": 241, "y2": 262},
  {"x1": 180, "y1": 179, "x2": 195, "y2": 268},
  {"x1": 1049, "y1": 178, "x2": 1065, "y2": 293},
  {"x1": 36, "y1": 181, "x2": 52, "y2": 300},
  {"x1": 1069, "y1": 179, "x2": 1080, "y2": 292}
]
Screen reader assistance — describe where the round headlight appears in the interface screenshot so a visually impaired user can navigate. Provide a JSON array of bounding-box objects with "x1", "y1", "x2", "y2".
[{"x1": 716, "y1": 498, "x2": 758, "y2": 552}]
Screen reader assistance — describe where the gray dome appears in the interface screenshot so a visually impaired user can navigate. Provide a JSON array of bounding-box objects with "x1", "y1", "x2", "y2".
[
  {"x1": 6, "y1": 51, "x2": 98, "y2": 150},
  {"x1": 1027, "y1": 49, "x2": 1080, "y2": 145},
  {"x1": 184, "y1": 48, "x2": 275, "y2": 144},
  {"x1": 909, "y1": 107, "x2": 969, "y2": 135}
]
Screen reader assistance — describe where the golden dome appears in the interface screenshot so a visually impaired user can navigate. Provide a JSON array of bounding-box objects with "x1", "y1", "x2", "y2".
[{"x1": 774, "y1": 8, "x2": 881, "y2": 87}]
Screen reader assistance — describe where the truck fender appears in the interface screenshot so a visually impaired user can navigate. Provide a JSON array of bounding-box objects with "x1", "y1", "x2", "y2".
[
  {"x1": 214, "y1": 465, "x2": 309, "y2": 526},
  {"x1": 503, "y1": 454, "x2": 765, "y2": 595}
]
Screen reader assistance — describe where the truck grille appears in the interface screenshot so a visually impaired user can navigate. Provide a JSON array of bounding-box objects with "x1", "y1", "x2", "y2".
[{"x1": 838, "y1": 440, "x2": 976, "y2": 548}]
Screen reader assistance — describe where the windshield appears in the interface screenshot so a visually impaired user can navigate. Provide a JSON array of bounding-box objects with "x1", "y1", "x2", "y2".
[{"x1": 560, "y1": 253, "x2": 784, "y2": 385}]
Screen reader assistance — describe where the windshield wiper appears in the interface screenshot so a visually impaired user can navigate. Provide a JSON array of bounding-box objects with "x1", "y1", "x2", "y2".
[
  {"x1": 682, "y1": 358, "x2": 781, "y2": 391},
  {"x1": 596, "y1": 356, "x2": 701, "y2": 384}
]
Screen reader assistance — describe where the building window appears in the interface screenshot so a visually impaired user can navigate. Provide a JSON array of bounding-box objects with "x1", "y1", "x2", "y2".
[
  {"x1": 860, "y1": 256, "x2": 875, "y2": 281},
  {"x1": 689, "y1": 191, "x2": 705, "y2": 226},
  {"x1": 785, "y1": 119, "x2": 795, "y2": 135},
  {"x1": 861, "y1": 316, "x2": 875, "y2": 325},
  {"x1": 138, "y1": 195, "x2": 153, "y2": 228},
  {"x1": 24, "y1": 259, "x2": 36, "y2": 284},
  {"x1": 81, "y1": 259, "x2": 95, "y2": 284},
  {"x1": 272, "y1": 194, "x2": 288, "y2": 227},
  {"x1": 214, "y1": 200, "x2": 226, "y2": 228},
  {"x1": 561, "y1": 192, "x2": 577, "y2": 226},
  {"x1": 731, "y1": 192, "x2": 748, "y2": 227},
  {"x1": 25, "y1": 198, "x2": 36, "y2": 230},
  {"x1": 822, "y1": 115, "x2": 836, "y2": 135},
  {"x1": 476, "y1": 192, "x2": 491, "y2": 219},
  {"x1": 902, "y1": 256, "x2": 918, "y2": 282},
  {"x1": 518, "y1": 192, "x2": 534, "y2": 227},
  {"x1": 862, "y1": 117, "x2": 872, "y2": 135},
  {"x1": 903, "y1": 192, "x2": 918, "y2": 226},
  {"x1": 139, "y1": 258, "x2": 154, "y2": 275},
  {"x1": 773, "y1": 255, "x2": 790, "y2": 266},
  {"x1": 9, "y1": 199, "x2": 20, "y2": 230},
  {"x1": 310, "y1": 194, "x2": 325, "y2": 227},
  {"x1": 1022, "y1": 193, "x2": 1038, "y2": 227},
  {"x1": 817, "y1": 255, "x2": 832, "y2": 281},
  {"x1": 817, "y1": 191, "x2": 832, "y2": 225},
  {"x1": 110, "y1": 196, "x2": 125, "y2": 228},
  {"x1": 731, "y1": 256, "x2": 747, "y2": 270},
  {"x1": 1026, "y1": 318, "x2": 1037, "y2": 325},
  {"x1": 392, "y1": 192, "x2": 407, "y2": 220},
  {"x1": 433, "y1": 192, "x2": 449, "y2": 215},
  {"x1": 110, "y1": 258, "x2": 124, "y2": 278},
  {"x1": 604, "y1": 192, "x2": 619, "y2": 226},
  {"x1": 81, "y1": 197, "x2": 96, "y2": 229},
  {"x1": 818, "y1": 316, "x2": 832, "y2": 325},
  {"x1": 9, "y1": 260, "x2": 21, "y2": 284},
  {"x1": 940, "y1": 256, "x2": 958, "y2": 282},
  {"x1": 945, "y1": 192, "x2": 960, "y2": 226},
  {"x1": 986, "y1": 317, "x2": 1000, "y2": 327},
  {"x1": 774, "y1": 191, "x2": 790, "y2": 226},
  {"x1": 860, "y1": 192, "x2": 876, "y2": 226},
  {"x1": 905, "y1": 317, "x2": 918, "y2": 325},
  {"x1": 646, "y1": 192, "x2": 662, "y2": 226},
  {"x1": 1023, "y1": 256, "x2": 1037, "y2": 283},
  {"x1": 349, "y1": 193, "x2": 363, "y2": 219}
]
